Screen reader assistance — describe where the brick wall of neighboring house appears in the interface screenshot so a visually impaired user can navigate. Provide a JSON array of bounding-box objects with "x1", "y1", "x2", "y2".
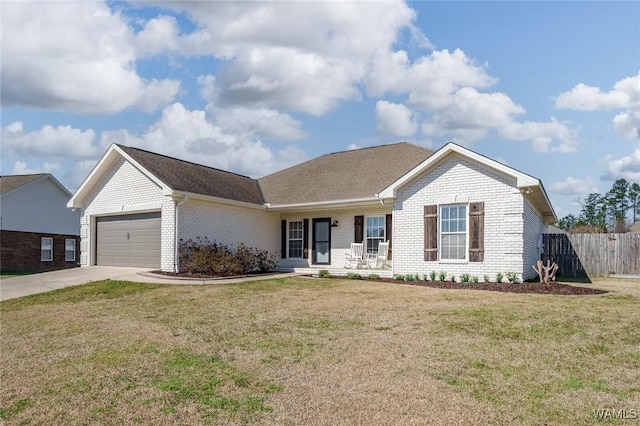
[
  {"x1": 393, "y1": 153, "x2": 547, "y2": 282},
  {"x1": 0, "y1": 230, "x2": 80, "y2": 272}
]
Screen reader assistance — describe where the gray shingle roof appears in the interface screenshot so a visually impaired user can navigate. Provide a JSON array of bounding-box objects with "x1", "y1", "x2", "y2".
[
  {"x1": 0, "y1": 174, "x2": 47, "y2": 195},
  {"x1": 258, "y1": 142, "x2": 433, "y2": 205},
  {"x1": 117, "y1": 145, "x2": 265, "y2": 205}
]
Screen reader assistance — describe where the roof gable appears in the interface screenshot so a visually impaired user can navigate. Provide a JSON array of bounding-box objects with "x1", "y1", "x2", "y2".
[
  {"x1": 378, "y1": 142, "x2": 557, "y2": 223},
  {"x1": 1, "y1": 174, "x2": 71, "y2": 198},
  {"x1": 259, "y1": 142, "x2": 433, "y2": 206}
]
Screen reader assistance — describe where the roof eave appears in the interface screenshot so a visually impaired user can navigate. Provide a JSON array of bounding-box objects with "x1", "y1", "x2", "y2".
[
  {"x1": 266, "y1": 197, "x2": 383, "y2": 211},
  {"x1": 171, "y1": 191, "x2": 266, "y2": 210}
]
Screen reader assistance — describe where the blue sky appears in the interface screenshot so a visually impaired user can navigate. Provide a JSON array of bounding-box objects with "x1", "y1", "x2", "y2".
[{"x1": 2, "y1": 1, "x2": 639, "y2": 220}]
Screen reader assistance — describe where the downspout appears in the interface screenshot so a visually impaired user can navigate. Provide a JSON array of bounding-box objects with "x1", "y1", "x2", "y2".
[{"x1": 174, "y1": 195, "x2": 189, "y2": 272}]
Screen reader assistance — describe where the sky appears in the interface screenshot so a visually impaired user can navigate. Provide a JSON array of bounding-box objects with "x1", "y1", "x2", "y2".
[{"x1": 1, "y1": 0, "x2": 639, "y2": 220}]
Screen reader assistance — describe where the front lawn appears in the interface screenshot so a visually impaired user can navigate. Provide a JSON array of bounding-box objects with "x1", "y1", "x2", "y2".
[{"x1": 1, "y1": 278, "x2": 639, "y2": 424}]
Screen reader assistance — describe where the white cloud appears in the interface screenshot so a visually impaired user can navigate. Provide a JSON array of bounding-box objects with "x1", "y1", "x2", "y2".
[
  {"x1": 556, "y1": 72, "x2": 640, "y2": 140},
  {"x1": 10, "y1": 161, "x2": 60, "y2": 175},
  {"x1": 603, "y1": 148, "x2": 640, "y2": 181},
  {"x1": 550, "y1": 176, "x2": 598, "y2": 196},
  {"x1": 375, "y1": 101, "x2": 417, "y2": 137},
  {"x1": 104, "y1": 103, "x2": 308, "y2": 177},
  {"x1": 1, "y1": 1, "x2": 179, "y2": 114},
  {"x1": 63, "y1": 160, "x2": 99, "y2": 192},
  {"x1": 555, "y1": 73, "x2": 639, "y2": 110},
  {"x1": 2, "y1": 122, "x2": 99, "y2": 159},
  {"x1": 154, "y1": 1, "x2": 421, "y2": 116},
  {"x1": 499, "y1": 118, "x2": 578, "y2": 153},
  {"x1": 134, "y1": 16, "x2": 179, "y2": 57}
]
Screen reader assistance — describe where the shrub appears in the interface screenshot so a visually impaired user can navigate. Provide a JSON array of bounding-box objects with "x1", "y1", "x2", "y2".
[
  {"x1": 438, "y1": 271, "x2": 447, "y2": 281},
  {"x1": 394, "y1": 274, "x2": 405, "y2": 281},
  {"x1": 460, "y1": 273, "x2": 471, "y2": 283},
  {"x1": 346, "y1": 272, "x2": 362, "y2": 280},
  {"x1": 318, "y1": 269, "x2": 331, "y2": 278},
  {"x1": 496, "y1": 272, "x2": 504, "y2": 283},
  {"x1": 450, "y1": 275, "x2": 456, "y2": 283},
  {"x1": 405, "y1": 274, "x2": 417, "y2": 282},
  {"x1": 429, "y1": 271, "x2": 437, "y2": 281},
  {"x1": 368, "y1": 273, "x2": 380, "y2": 280},
  {"x1": 178, "y1": 237, "x2": 278, "y2": 276},
  {"x1": 506, "y1": 271, "x2": 518, "y2": 283},
  {"x1": 483, "y1": 275, "x2": 490, "y2": 283},
  {"x1": 472, "y1": 275, "x2": 479, "y2": 284}
]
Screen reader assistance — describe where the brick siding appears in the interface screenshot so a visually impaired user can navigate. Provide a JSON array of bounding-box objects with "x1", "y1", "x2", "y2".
[
  {"x1": 392, "y1": 153, "x2": 546, "y2": 282},
  {"x1": 1, "y1": 230, "x2": 80, "y2": 272}
]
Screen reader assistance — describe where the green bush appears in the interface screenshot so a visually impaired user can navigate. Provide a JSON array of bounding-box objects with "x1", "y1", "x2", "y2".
[
  {"x1": 178, "y1": 237, "x2": 278, "y2": 276},
  {"x1": 318, "y1": 269, "x2": 331, "y2": 278},
  {"x1": 483, "y1": 275, "x2": 490, "y2": 283},
  {"x1": 393, "y1": 274, "x2": 405, "y2": 281},
  {"x1": 496, "y1": 272, "x2": 504, "y2": 283},
  {"x1": 346, "y1": 272, "x2": 362, "y2": 280},
  {"x1": 405, "y1": 274, "x2": 416, "y2": 282},
  {"x1": 460, "y1": 273, "x2": 471, "y2": 283},
  {"x1": 438, "y1": 271, "x2": 447, "y2": 281},
  {"x1": 472, "y1": 275, "x2": 479, "y2": 284},
  {"x1": 367, "y1": 273, "x2": 380, "y2": 280},
  {"x1": 429, "y1": 271, "x2": 437, "y2": 281},
  {"x1": 450, "y1": 275, "x2": 456, "y2": 283},
  {"x1": 506, "y1": 272, "x2": 518, "y2": 283}
]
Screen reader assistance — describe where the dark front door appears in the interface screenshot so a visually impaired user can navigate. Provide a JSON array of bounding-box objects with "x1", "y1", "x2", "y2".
[{"x1": 312, "y1": 218, "x2": 331, "y2": 265}]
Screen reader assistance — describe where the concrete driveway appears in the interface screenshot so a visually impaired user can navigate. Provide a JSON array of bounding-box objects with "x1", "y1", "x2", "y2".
[{"x1": 0, "y1": 266, "x2": 152, "y2": 301}]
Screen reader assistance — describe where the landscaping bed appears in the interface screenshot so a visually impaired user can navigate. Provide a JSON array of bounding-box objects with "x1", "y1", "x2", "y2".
[{"x1": 384, "y1": 278, "x2": 608, "y2": 295}]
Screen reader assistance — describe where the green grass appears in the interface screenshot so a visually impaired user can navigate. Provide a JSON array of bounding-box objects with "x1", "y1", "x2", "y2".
[{"x1": 1, "y1": 277, "x2": 638, "y2": 425}]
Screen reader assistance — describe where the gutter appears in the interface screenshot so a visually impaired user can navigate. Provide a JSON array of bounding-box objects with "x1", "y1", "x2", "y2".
[{"x1": 174, "y1": 195, "x2": 189, "y2": 272}]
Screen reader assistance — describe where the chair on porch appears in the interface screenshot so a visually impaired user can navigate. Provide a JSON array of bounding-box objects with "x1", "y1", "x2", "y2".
[
  {"x1": 373, "y1": 242, "x2": 390, "y2": 269},
  {"x1": 344, "y1": 243, "x2": 365, "y2": 269}
]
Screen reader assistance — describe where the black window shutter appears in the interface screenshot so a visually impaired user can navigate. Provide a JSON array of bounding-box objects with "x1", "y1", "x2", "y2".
[
  {"x1": 469, "y1": 202, "x2": 485, "y2": 262},
  {"x1": 424, "y1": 205, "x2": 438, "y2": 261},
  {"x1": 303, "y1": 218, "x2": 309, "y2": 259},
  {"x1": 354, "y1": 215, "x2": 364, "y2": 243},
  {"x1": 385, "y1": 213, "x2": 392, "y2": 260},
  {"x1": 281, "y1": 220, "x2": 287, "y2": 258}
]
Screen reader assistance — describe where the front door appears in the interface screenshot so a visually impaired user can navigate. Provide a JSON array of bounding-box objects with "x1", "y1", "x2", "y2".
[{"x1": 312, "y1": 218, "x2": 331, "y2": 264}]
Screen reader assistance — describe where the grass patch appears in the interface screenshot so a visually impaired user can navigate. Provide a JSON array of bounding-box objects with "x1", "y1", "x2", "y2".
[{"x1": 1, "y1": 277, "x2": 638, "y2": 424}]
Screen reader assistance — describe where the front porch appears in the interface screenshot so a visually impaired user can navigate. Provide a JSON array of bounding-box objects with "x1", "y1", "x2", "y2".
[{"x1": 276, "y1": 264, "x2": 394, "y2": 278}]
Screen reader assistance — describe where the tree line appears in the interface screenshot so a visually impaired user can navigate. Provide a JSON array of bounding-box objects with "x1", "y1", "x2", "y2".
[{"x1": 556, "y1": 179, "x2": 640, "y2": 233}]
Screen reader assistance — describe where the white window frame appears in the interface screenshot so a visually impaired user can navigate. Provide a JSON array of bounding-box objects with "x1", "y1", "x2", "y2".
[
  {"x1": 41, "y1": 237, "x2": 53, "y2": 262},
  {"x1": 288, "y1": 220, "x2": 304, "y2": 258},
  {"x1": 65, "y1": 239, "x2": 76, "y2": 262},
  {"x1": 440, "y1": 204, "x2": 468, "y2": 261},
  {"x1": 365, "y1": 216, "x2": 385, "y2": 254}
]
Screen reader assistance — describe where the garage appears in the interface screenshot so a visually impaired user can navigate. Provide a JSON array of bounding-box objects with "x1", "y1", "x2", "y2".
[{"x1": 95, "y1": 212, "x2": 161, "y2": 268}]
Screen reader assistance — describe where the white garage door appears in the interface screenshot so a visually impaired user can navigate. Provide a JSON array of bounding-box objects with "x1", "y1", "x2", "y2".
[{"x1": 96, "y1": 212, "x2": 161, "y2": 268}]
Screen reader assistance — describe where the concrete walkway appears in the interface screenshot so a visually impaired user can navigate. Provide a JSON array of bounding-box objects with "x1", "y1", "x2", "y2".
[{"x1": 0, "y1": 266, "x2": 299, "y2": 301}]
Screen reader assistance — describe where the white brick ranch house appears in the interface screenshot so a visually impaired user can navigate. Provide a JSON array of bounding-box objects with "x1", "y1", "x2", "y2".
[{"x1": 68, "y1": 142, "x2": 557, "y2": 281}]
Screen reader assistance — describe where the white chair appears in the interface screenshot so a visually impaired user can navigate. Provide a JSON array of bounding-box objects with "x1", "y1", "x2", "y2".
[
  {"x1": 374, "y1": 242, "x2": 390, "y2": 269},
  {"x1": 344, "y1": 243, "x2": 365, "y2": 269}
]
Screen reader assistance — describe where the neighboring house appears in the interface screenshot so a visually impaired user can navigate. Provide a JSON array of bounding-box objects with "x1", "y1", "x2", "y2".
[
  {"x1": 629, "y1": 221, "x2": 640, "y2": 232},
  {"x1": 68, "y1": 142, "x2": 556, "y2": 281},
  {"x1": 1, "y1": 174, "x2": 80, "y2": 272}
]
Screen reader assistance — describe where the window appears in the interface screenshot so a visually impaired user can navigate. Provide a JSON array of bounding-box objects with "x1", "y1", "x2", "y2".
[
  {"x1": 366, "y1": 216, "x2": 385, "y2": 254},
  {"x1": 288, "y1": 221, "x2": 303, "y2": 258},
  {"x1": 65, "y1": 239, "x2": 76, "y2": 262},
  {"x1": 440, "y1": 205, "x2": 467, "y2": 260},
  {"x1": 41, "y1": 237, "x2": 53, "y2": 261}
]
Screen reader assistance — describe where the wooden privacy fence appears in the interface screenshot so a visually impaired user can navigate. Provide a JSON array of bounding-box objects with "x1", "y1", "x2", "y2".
[{"x1": 541, "y1": 233, "x2": 640, "y2": 278}]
